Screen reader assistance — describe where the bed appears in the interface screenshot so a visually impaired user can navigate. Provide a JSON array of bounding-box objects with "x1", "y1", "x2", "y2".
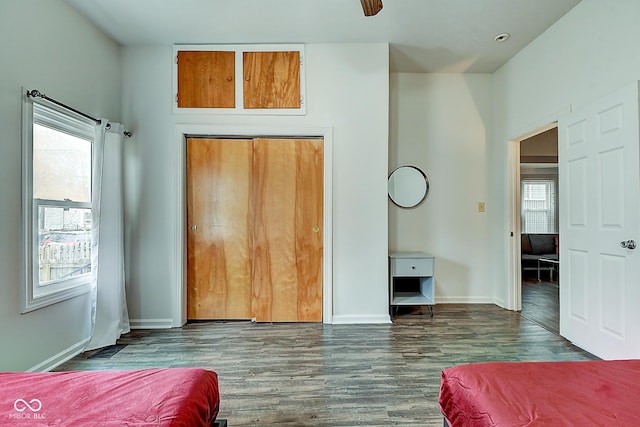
[
  {"x1": 439, "y1": 360, "x2": 640, "y2": 426},
  {"x1": 1, "y1": 368, "x2": 221, "y2": 426}
]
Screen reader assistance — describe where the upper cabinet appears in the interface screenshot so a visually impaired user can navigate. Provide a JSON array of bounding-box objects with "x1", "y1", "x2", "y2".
[
  {"x1": 174, "y1": 45, "x2": 305, "y2": 115},
  {"x1": 243, "y1": 51, "x2": 300, "y2": 109},
  {"x1": 177, "y1": 50, "x2": 236, "y2": 109}
]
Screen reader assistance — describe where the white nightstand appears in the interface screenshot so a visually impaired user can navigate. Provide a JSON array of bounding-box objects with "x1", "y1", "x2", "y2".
[{"x1": 389, "y1": 252, "x2": 435, "y2": 317}]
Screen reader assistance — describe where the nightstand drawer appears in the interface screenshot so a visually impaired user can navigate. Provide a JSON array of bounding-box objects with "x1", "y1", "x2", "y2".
[{"x1": 392, "y1": 257, "x2": 434, "y2": 277}]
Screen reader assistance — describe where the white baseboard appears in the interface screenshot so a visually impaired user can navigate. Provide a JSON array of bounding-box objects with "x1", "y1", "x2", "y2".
[
  {"x1": 28, "y1": 337, "x2": 91, "y2": 372},
  {"x1": 129, "y1": 318, "x2": 174, "y2": 329},
  {"x1": 331, "y1": 314, "x2": 392, "y2": 324},
  {"x1": 493, "y1": 297, "x2": 507, "y2": 309}
]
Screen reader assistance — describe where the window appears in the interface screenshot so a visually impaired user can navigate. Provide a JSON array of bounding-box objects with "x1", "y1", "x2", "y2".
[
  {"x1": 521, "y1": 178, "x2": 557, "y2": 234},
  {"x1": 21, "y1": 99, "x2": 95, "y2": 312}
]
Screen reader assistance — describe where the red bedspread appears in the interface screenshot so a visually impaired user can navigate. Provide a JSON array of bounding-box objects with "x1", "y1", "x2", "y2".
[
  {"x1": 0, "y1": 368, "x2": 219, "y2": 426},
  {"x1": 440, "y1": 360, "x2": 640, "y2": 426}
]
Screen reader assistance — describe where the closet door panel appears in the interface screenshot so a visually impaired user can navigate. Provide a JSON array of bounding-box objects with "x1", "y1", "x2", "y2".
[
  {"x1": 252, "y1": 138, "x2": 297, "y2": 322},
  {"x1": 252, "y1": 138, "x2": 323, "y2": 322},
  {"x1": 293, "y1": 138, "x2": 324, "y2": 321},
  {"x1": 187, "y1": 138, "x2": 253, "y2": 319}
]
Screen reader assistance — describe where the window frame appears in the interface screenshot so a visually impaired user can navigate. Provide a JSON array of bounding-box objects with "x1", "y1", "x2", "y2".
[
  {"x1": 520, "y1": 177, "x2": 558, "y2": 234},
  {"x1": 21, "y1": 92, "x2": 96, "y2": 313}
]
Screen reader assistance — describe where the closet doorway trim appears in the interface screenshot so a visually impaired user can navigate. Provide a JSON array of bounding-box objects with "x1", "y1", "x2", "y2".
[{"x1": 172, "y1": 124, "x2": 333, "y2": 325}]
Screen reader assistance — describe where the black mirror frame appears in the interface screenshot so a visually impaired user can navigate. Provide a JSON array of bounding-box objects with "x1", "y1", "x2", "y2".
[{"x1": 388, "y1": 165, "x2": 429, "y2": 208}]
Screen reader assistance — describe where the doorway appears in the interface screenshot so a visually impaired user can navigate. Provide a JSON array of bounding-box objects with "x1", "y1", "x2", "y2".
[
  {"x1": 509, "y1": 83, "x2": 640, "y2": 359},
  {"x1": 172, "y1": 124, "x2": 334, "y2": 326},
  {"x1": 519, "y1": 127, "x2": 559, "y2": 333},
  {"x1": 508, "y1": 122, "x2": 558, "y2": 321}
]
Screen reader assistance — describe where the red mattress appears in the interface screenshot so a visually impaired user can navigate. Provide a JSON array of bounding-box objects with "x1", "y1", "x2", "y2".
[
  {"x1": 440, "y1": 360, "x2": 640, "y2": 426},
  {"x1": 0, "y1": 368, "x2": 219, "y2": 426}
]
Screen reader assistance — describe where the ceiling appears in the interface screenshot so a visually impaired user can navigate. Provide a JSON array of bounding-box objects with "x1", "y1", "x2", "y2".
[{"x1": 64, "y1": 0, "x2": 582, "y2": 73}]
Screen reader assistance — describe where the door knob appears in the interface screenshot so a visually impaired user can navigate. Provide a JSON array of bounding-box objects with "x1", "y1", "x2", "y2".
[
  {"x1": 190, "y1": 224, "x2": 198, "y2": 231},
  {"x1": 620, "y1": 240, "x2": 636, "y2": 249}
]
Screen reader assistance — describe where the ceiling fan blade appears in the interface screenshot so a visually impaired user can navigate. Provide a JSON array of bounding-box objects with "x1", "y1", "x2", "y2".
[{"x1": 360, "y1": 0, "x2": 383, "y2": 17}]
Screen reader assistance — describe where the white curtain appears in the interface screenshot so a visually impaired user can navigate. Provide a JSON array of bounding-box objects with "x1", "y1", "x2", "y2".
[{"x1": 86, "y1": 121, "x2": 130, "y2": 351}]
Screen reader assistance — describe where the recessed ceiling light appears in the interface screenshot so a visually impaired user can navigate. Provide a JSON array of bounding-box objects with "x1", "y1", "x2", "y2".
[{"x1": 494, "y1": 33, "x2": 511, "y2": 43}]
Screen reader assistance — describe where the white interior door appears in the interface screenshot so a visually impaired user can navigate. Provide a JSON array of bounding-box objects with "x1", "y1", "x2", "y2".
[{"x1": 559, "y1": 81, "x2": 640, "y2": 360}]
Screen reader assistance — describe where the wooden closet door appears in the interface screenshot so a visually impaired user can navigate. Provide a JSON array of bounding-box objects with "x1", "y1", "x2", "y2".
[
  {"x1": 251, "y1": 138, "x2": 323, "y2": 322},
  {"x1": 187, "y1": 138, "x2": 253, "y2": 319}
]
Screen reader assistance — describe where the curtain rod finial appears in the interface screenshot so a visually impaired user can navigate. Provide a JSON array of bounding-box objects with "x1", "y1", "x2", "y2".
[{"x1": 27, "y1": 89, "x2": 44, "y2": 98}]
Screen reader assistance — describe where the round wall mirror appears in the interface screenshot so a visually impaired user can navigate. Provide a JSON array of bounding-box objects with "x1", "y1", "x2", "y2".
[{"x1": 388, "y1": 165, "x2": 429, "y2": 208}]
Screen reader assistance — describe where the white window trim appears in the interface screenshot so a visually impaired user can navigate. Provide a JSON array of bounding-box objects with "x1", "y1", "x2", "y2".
[{"x1": 21, "y1": 91, "x2": 95, "y2": 313}]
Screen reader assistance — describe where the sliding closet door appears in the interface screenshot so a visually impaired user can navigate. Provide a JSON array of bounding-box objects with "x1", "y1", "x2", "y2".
[
  {"x1": 186, "y1": 138, "x2": 253, "y2": 319},
  {"x1": 187, "y1": 137, "x2": 323, "y2": 322},
  {"x1": 252, "y1": 138, "x2": 323, "y2": 322}
]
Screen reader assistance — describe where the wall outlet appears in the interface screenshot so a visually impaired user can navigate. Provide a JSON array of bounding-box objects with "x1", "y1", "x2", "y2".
[{"x1": 478, "y1": 202, "x2": 485, "y2": 212}]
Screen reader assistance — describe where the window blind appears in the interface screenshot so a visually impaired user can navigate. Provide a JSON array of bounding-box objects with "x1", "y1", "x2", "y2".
[{"x1": 521, "y1": 179, "x2": 557, "y2": 233}]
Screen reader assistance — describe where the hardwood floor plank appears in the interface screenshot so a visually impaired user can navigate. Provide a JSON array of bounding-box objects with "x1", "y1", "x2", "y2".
[
  {"x1": 56, "y1": 304, "x2": 596, "y2": 426},
  {"x1": 521, "y1": 278, "x2": 559, "y2": 334}
]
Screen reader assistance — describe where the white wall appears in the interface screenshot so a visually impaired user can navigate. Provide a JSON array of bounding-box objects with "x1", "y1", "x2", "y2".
[
  {"x1": 11, "y1": 0, "x2": 635, "y2": 370},
  {"x1": 389, "y1": 74, "x2": 494, "y2": 302},
  {"x1": 491, "y1": 0, "x2": 640, "y2": 307},
  {"x1": 121, "y1": 43, "x2": 390, "y2": 325},
  {"x1": 0, "y1": 0, "x2": 121, "y2": 371}
]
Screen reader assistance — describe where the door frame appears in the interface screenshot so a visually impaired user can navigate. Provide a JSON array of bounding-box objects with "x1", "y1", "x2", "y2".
[
  {"x1": 507, "y1": 119, "x2": 562, "y2": 311},
  {"x1": 172, "y1": 124, "x2": 333, "y2": 325}
]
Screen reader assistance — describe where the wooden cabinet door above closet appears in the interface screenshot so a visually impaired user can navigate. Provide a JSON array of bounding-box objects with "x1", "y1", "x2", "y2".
[
  {"x1": 243, "y1": 51, "x2": 301, "y2": 109},
  {"x1": 174, "y1": 45, "x2": 304, "y2": 113},
  {"x1": 177, "y1": 51, "x2": 235, "y2": 108}
]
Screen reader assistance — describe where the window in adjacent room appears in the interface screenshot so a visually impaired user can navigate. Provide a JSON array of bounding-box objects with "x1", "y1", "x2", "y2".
[
  {"x1": 21, "y1": 98, "x2": 95, "y2": 313},
  {"x1": 521, "y1": 178, "x2": 557, "y2": 234}
]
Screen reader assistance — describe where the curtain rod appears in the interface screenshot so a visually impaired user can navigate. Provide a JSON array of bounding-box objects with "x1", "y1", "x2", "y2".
[{"x1": 26, "y1": 89, "x2": 132, "y2": 138}]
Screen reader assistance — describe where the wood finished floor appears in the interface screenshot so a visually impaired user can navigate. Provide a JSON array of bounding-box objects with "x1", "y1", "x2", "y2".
[
  {"x1": 521, "y1": 278, "x2": 560, "y2": 334},
  {"x1": 56, "y1": 304, "x2": 596, "y2": 426}
]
